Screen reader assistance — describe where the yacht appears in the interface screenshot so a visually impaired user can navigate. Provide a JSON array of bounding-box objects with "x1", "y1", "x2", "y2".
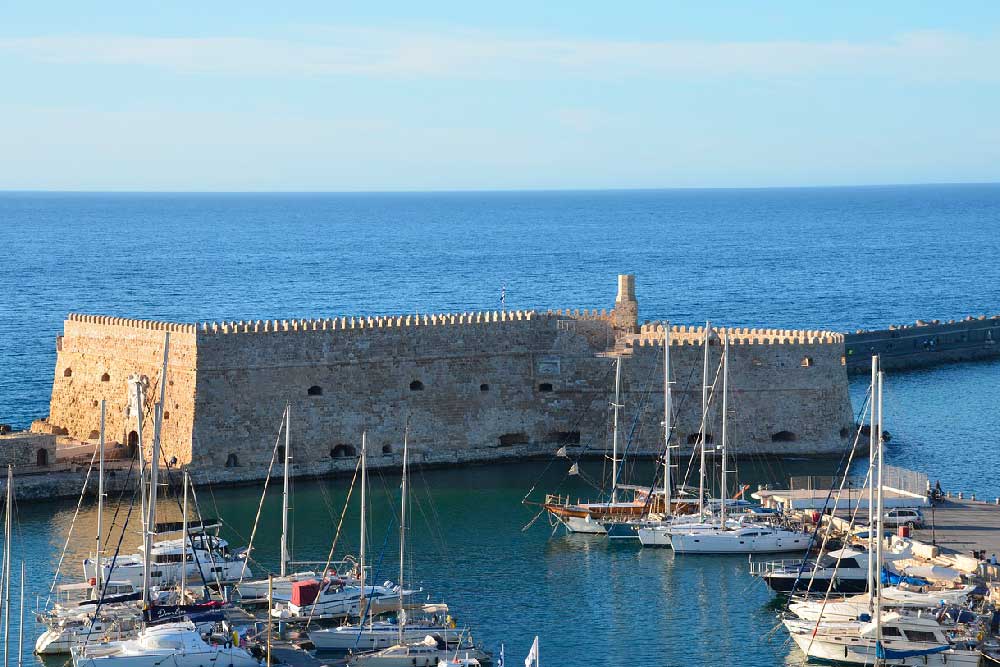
[
  {"x1": 346, "y1": 634, "x2": 490, "y2": 667},
  {"x1": 785, "y1": 610, "x2": 981, "y2": 665},
  {"x1": 310, "y1": 604, "x2": 466, "y2": 652},
  {"x1": 83, "y1": 534, "x2": 249, "y2": 588},
  {"x1": 70, "y1": 621, "x2": 260, "y2": 667},
  {"x1": 755, "y1": 546, "x2": 872, "y2": 594},
  {"x1": 788, "y1": 585, "x2": 976, "y2": 622}
]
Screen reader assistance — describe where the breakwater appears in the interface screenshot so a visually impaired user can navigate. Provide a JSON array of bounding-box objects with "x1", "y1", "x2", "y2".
[{"x1": 844, "y1": 315, "x2": 1000, "y2": 372}]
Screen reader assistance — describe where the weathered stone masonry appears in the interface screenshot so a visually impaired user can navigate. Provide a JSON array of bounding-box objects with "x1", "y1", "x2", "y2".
[{"x1": 38, "y1": 276, "x2": 855, "y2": 480}]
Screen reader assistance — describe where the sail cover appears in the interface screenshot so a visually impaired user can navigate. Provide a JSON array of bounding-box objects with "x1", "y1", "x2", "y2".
[{"x1": 876, "y1": 641, "x2": 949, "y2": 659}]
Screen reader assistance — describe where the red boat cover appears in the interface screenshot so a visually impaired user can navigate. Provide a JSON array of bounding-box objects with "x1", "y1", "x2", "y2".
[{"x1": 291, "y1": 581, "x2": 320, "y2": 607}]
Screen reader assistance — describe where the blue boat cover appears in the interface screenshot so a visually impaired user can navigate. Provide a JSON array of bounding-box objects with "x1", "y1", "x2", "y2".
[
  {"x1": 876, "y1": 641, "x2": 949, "y2": 659},
  {"x1": 880, "y1": 566, "x2": 930, "y2": 587}
]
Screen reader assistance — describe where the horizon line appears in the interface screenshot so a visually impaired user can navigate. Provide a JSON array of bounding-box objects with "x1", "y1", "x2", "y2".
[{"x1": 1, "y1": 180, "x2": 999, "y2": 196}]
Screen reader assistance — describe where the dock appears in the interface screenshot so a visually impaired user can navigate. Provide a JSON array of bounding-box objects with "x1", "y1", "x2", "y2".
[{"x1": 913, "y1": 497, "x2": 1000, "y2": 558}]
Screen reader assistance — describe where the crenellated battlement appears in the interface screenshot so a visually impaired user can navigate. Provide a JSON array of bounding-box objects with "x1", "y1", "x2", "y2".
[
  {"x1": 67, "y1": 313, "x2": 198, "y2": 334},
  {"x1": 195, "y1": 309, "x2": 543, "y2": 335},
  {"x1": 632, "y1": 322, "x2": 845, "y2": 346}
]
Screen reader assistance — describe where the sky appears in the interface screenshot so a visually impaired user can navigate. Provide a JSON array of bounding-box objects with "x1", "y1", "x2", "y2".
[{"x1": 1, "y1": 2, "x2": 999, "y2": 191}]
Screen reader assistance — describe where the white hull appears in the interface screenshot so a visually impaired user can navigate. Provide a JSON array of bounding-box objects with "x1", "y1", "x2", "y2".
[
  {"x1": 73, "y1": 646, "x2": 260, "y2": 667},
  {"x1": 236, "y1": 572, "x2": 318, "y2": 601},
  {"x1": 789, "y1": 586, "x2": 975, "y2": 622},
  {"x1": 36, "y1": 616, "x2": 140, "y2": 655},
  {"x1": 347, "y1": 646, "x2": 489, "y2": 667},
  {"x1": 671, "y1": 527, "x2": 809, "y2": 554},
  {"x1": 636, "y1": 526, "x2": 672, "y2": 547},
  {"x1": 789, "y1": 630, "x2": 980, "y2": 666},
  {"x1": 310, "y1": 625, "x2": 464, "y2": 651},
  {"x1": 561, "y1": 516, "x2": 606, "y2": 534},
  {"x1": 83, "y1": 558, "x2": 249, "y2": 587}
]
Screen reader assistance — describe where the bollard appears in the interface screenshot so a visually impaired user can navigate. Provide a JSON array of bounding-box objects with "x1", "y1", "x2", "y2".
[
  {"x1": 947, "y1": 491, "x2": 952, "y2": 498},
  {"x1": 958, "y1": 492, "x2": 964, "y2": 499},
  {"x1": 995, "y1": 497, "x2": 1000, "y2": 505},
  {"x1": 972, "y1": 493, "x2": 976, "y2": 501}
]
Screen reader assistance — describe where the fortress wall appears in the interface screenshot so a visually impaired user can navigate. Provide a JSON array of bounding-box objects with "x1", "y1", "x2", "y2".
[
  {"x1": 45, "y1": 315, "x2": 198, "y2": 465},
  {"x1": 41, "y1": 277, "x2": 855, "y2": 480},
  {"x1": 619, "y1": 337, "x2": 853, "y2": 458},
  {"x1": 190, "y1": 312, "x2": 620, "y2": 469}
]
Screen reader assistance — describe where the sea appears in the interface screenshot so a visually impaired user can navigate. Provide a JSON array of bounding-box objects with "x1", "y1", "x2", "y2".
[{"x1": 2, "y1": 184, "x2": 1000, "y2": 666}]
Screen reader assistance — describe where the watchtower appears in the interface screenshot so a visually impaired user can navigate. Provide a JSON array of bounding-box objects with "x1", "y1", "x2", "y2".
[{"x1": 612, "y1": 274, "x2": 639, "y2": 334}]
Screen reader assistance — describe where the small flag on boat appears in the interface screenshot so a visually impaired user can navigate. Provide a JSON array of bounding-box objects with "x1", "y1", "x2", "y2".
[
  {"x1": 497, "y1": 643, "x2": 505, "y2": 667},
  {"x1": 568, "y1": 463, "x2": 579, "y2": 476},
  {"x1": 555, "y1": 446, "x2": 568, "y2": 458},
  {"x1": 524, "y1": 636, "x2": 539, "y2": 667}
]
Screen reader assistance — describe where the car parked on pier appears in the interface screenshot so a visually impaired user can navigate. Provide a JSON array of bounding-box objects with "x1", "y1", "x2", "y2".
[{"x1": 882, "y1": 508, "x2": 925, "y2": 529}]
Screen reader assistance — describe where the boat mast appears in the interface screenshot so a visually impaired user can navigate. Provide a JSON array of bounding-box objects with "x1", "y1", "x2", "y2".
[
  {"x1": 3, "y1": 466, "x2": 11, "y2": 667},
  {"x1": 359, "y1": 431, "x2": 367, "y2": 605},
  {"x1": 97, "y1": 400, "x2": 105, "y2": 591},
  {"x1": 16, "y1": 561, "x2": 23, "y2": 667},
  {"x1": 663, "y1": 324, "x2": 672, "y2": 518},
  {"x1": 280, "y1": 403, "x2": 291, "y2": 578},
  {"x1": 144, "y1": 333, "x2": 170, "y2": 604},
  {"x1": 129, "y1": 375, "x2": 148, "y2": 604},
  {"x1": 610, "y1": 357, "x2": 622, "y2": 504},
  {"x1": 720, "y1": 332, "x2": 729, "y2": 529},
  {"x1": 398, "y1": 425, "x2": 409, "y2": 644},
  {"x1": 868, "y1": 355, "x2": 877, "y2": 607},
  {"x1": 875, "y1": 369, "x2": 885, "y2": 650},
  {"x1": 180, "y1": 471, "x2": 189, "y2": 597},
  {"x1": 698, "y1": 322, "x2": 711, "y2": 519}
]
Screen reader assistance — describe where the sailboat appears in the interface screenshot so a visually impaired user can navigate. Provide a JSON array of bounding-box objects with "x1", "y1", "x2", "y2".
[
  {"x1": 543, "y1": 356, "x2": 662, "y2": 534},
  {"x1": 235, "y1": 405, "x2": 326, "y2": 602},
  {"x1": 783, "y1": 357, "x2": 983, "y2": 665},
  {"x1": 670, "y1": 332, "x2": 808, "y2": 554},
  {"x1": 311, "y1": 430, "x2": 467, "y2": 652},
  {"x1": 273, "y1": 432, "x2": 407, "y2": 620}
]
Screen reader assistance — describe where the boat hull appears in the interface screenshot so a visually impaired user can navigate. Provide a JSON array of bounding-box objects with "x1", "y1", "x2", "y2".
[
  {"x1": 671, "y1": 530, "x2": 809, "y2": 554},
  {"x1": 789, "y1": 631, "x2": 980, "y2": 666},
  {"x1": 637, "y1": 526, "x2": 672, "y2": 547},
  {"x1": 764, "y1": 574, "x2": 868, "y2": 594}
]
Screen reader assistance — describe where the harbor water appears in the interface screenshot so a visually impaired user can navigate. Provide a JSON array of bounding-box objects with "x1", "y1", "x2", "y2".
[{"x1": 2, "y1": 185, "x2": 1000, "y2": 665}]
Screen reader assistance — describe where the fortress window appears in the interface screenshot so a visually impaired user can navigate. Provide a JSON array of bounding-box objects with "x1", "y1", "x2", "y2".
[
  {"x1": 63, "y1": 368, "x2": 73, "y2": 377},
  {"x1": 382, "y1": 444, "x2": 393, "y2": 455},
  {"x1": 800, "y1": 357, "x2": 813, "y2": 367},
  {"x1": 546, "y1": 431, "x2": 581, "y2": 445},
  {"x1": 100, "y1": 373, "x2": 111, "y2": 382},
  {"x1": 127, "y1": 431, "x2": 139, "y2": 448},
  {"x1": 163, "y1": 411, "x2": 170, "y2": 420},
  {"x1": 480, "y1": 384, "x2": 490, "y2": 392},
  {"x1": 307, "y1": 385, "x2": 323, "y2": 396},
  {"x1": 686, "y1": 433, "x2": 714, "y2": 445},
  {"x1": 771, "y1": 431, "x2": 797, "y2": 443},
  {"x1": 225, "y1": 453, "x2": 239, "y2": 468},
  {"x1": 538, "y1": 383, "x2": 554, "y2": 393},
  {"x1": 409, "y1": 380, "x2": 424, "y2": 392},
  {"x1": 36, "y1": 449, "x2": 49, "y2": 466},
  {"x1": 839, "y1": 427, "x2": 850, "y2": 439},
  {"x1": 277, "y1": 445, "x2": 286, "y2": 461},
  {"x1": 331, "y1": 444, "x2": 357, "y2": 458},
  {"x1": 88, "y1": 430, "x2": 100, "y2": 440},
  {"x1": 498, "y1": 433, "x2": 529, "y2": 447}
]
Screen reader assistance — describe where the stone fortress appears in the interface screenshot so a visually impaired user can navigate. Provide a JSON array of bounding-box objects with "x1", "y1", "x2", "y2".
[{"x1": 34, "y1": 275, "x2": 855, "y2": 482}]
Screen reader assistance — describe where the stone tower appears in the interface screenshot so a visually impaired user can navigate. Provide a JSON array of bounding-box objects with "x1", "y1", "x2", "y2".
[{"x1": 612, "y1": 273, "x2": 639, "y2": 334}]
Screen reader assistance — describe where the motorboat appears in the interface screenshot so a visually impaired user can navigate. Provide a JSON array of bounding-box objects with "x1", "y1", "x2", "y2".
[
  {"x1": 71, "y1": 621, "x2": 260, "y2": 667},
  {"x1": 310, "y1": 604, "x2": 464, "y2": 651},
  {"x1": 785, "y1": 610, "x2": 982, "y2": 665},
  {"x1": 754, "y1": 546, "x2": 872, "y2": 594},
  {"x1": 83, "y1": 534, "x2": 250, "y2": 588},
  {"x1": 346, "y1": 634, "x2": 490, "y2": 667}
]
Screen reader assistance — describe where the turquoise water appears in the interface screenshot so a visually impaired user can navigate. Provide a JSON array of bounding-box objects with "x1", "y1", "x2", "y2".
[{"x1": 2, "y1": 185, "x2": 1000, "y2": 665}]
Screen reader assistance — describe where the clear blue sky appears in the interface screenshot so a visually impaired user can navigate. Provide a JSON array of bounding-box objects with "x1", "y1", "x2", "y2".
[{"x1": 2, "y1": 2, "x2": 999, "y2": 191}]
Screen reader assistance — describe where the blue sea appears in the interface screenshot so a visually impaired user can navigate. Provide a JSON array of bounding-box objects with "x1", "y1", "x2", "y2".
[{"x1": 2, "y1": 185, "x2": 1000, "y2": 666}]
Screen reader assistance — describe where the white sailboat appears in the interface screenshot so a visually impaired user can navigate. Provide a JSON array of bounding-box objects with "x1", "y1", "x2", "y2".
[
  {"x1": 783, "y1": 357, "x2": 983, "y2": 665},
  {"x1": 670, "y1": 332, "x2": 807, "y2": 554},
  {"x1": 273, "y1": 432, "x2": 406, "y2": 620},
  {"x1": 236, "y1": 405, "x2": 324, "y2": 601}
]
